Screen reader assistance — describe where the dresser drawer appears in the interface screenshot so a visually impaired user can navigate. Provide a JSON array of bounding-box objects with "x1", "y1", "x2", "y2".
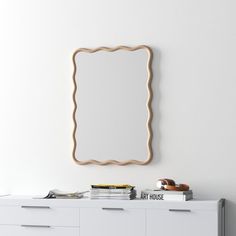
[
  {"x1": 80, "y1": 207, "x2": 145, "y2": 236},
  {"x1": 0, "y1": 205, "x2": 79, "y2": 227},
  {"x1": 147, "y1": 208, "x2": 218, "y2": 236},
  {"x1": 0, "y1": 225, "x2": 79, "y2": 236}
]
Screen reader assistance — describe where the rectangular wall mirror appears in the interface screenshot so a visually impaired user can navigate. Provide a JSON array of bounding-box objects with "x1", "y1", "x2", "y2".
[{"x1": 72, "y1": 45, "x2": 153, "y2": 165}]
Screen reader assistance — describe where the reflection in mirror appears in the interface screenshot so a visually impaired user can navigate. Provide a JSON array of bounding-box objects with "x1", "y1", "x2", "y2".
[{"x1": 72, "y1": 45, "x2": 153, "y2": 165}]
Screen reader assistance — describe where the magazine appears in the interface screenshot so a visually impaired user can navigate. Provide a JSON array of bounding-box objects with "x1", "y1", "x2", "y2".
[{"x1": 42, "y1": 189, "x2": 89, "y2": 199}]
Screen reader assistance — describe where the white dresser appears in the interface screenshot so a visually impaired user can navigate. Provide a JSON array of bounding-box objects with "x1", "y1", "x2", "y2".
[{"x1": 0, "y1": 196, "x2": 225, "y2": 236}]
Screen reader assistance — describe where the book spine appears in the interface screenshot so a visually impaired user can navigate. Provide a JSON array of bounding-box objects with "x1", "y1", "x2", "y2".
[
  {"x1": 141, "y1": 190, "x2": 192, "y2": 195},
  {"x1": 91, "y1": 187, "x2": 133, "y2": 190}
]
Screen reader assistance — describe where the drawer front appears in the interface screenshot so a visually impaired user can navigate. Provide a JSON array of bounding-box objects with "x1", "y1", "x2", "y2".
[
  {"x1": 147, "y1": 208, "x2": 218, "y2": 236},
  {"x1": 0, "y1": 225, "x2": 79, "y2": 236},
  {"x1": 80, "y1": 207, "x2": 145, "y2": 236},
  {"x1": 0, "y1": 205, "x2": 79, "y2": 227}
]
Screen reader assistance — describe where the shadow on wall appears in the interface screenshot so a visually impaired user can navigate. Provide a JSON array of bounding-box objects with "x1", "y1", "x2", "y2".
[
  {"x1": 225, "y1": 200, "x2": 236, "y2": 236},
  {"x1": 150, "y1": 47, "x2": 161, "y2": 166}
]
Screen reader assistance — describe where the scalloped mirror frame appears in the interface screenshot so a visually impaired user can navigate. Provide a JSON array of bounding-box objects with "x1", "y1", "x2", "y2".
[{"x1": 72, "y1": 45, "x2": 153, "y2": 165}]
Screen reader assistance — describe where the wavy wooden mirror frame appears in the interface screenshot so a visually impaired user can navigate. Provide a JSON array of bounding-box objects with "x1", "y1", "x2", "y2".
[{"x1": 72, "y1": 45, "x2": 153, "y2": 165}]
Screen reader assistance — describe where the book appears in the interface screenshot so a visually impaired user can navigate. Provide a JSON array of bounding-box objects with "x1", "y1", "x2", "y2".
[
  {"x1": 91, "y1": 190, "x2": 136, "y2": 198},
  {"x1": 142, "y1": 189, "x2": 192, "y2": 195},
  {"x1": 91, "y1": 188, "x2": 132, "y2": 194},
  {"x1": 91, "y1": 184, "x2": 134, "y2": 190},
  {"x1": 43, "y1": 189, "x2": 89, "y2": 199},
  {"x1": 90, "y1": 196, "x2": 135, "y2": 200},
  {"x1": 141, "y1": 189, "x2": 193, "y2": 201}
]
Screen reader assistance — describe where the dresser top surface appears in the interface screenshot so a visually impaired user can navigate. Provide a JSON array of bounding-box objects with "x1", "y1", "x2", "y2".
[{"x1": 0, "y1": 195, "x2": 224, "y2": 210}]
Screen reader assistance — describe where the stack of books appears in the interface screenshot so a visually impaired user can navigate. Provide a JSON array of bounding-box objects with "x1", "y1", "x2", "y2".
[
  {"x1": 141, "y1": 189, "x2": 193, "y2": 201},
  {"x1": 90, "y1": 184, "x2": 136, "y2": 200}
]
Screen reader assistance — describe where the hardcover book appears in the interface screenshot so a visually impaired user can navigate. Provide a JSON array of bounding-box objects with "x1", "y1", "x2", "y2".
[{"x1": 141, "y1": 190, "x2": 193, "y2": 201}]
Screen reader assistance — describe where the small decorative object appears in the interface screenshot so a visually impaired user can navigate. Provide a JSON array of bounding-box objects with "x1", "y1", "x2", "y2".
[{"x1": 156, "y1": 178, "x2": 190, "y2": 191}]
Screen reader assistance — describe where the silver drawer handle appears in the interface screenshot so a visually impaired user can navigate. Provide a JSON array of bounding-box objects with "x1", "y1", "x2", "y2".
[
  {"x1": 21, "y1": 206, "x2": 50, "y2": 209},
  {"x1": 21, "y1": 225, "x2": 51, "y2": 228},
  {"x1": 102, "y1": 207, "x2": 124, "y2": 211},
  {"x1": 169, "y1": 209, "x2": 191, "y2": 212}
]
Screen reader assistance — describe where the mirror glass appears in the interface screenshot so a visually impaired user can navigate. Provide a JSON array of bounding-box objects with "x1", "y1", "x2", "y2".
[{"x1": 73, "y1": 46, "x2": 153, "y2": 165}]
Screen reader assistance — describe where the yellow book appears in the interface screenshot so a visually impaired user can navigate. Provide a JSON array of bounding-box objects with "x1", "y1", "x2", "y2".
[{"x1": 91, "y1": 184, "x2": 134, "y2": 189}]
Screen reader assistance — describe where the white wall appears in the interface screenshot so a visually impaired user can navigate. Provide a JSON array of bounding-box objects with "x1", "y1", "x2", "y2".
[{"x1": 0, "y1": 0, "x2": 235, "y2": 235}]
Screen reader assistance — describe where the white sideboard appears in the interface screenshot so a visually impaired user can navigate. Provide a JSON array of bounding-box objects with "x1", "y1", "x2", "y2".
[{"x1": 0, "y1": 196, "x2": 225, "y2": 236}]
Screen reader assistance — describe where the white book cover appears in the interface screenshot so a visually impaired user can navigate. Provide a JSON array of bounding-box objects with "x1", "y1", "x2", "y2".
[{"x1": 141, "y1": 191, "x2": 193, "y2": 201}]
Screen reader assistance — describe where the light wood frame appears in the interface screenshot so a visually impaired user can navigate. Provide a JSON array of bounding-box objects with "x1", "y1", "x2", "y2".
[{"x1": 72, "y1": 45, "x2": 153, "y2": 165}]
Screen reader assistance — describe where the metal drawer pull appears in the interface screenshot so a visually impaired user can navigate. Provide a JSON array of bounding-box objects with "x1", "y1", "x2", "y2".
[
  {"x1": 169, "y1": 209, "x2": 191, "y2": 212},
  {"x1": 21, "y1": 225, "x2": 51, "y2": 228},
  {"x1": 102, "y1": 207, "x2": 124, "y2": 211},
  {"x1": 21, "y1": 206, "x2": 50, "y2": 209}
]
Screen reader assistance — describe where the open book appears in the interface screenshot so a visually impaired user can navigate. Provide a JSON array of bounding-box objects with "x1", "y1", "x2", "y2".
[{"x1": 43, "y1": 189, "x2": 89, "y2": 199}]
